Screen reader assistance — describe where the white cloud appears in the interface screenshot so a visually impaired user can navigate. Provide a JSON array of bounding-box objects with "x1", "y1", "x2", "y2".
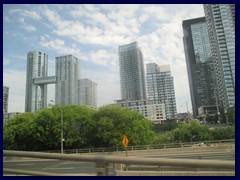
[
  {"x1": 143, "y1": 5, "x2": 169, "y2": 21},
  {"x1": 39, "y1": 35, "x2": 87, "y2": 61},
  {"x1": 9, "y1": 9, "x2": 41, "y2": 20},
  {"x1": 89, "y1": 50, "x2": 110, "y2": 65},
  {"x1": 39, "y1": 35, "x2": 118, "y2": 67},
  {"x1": 16, "y1": 16, "x2": 36, "y2": 32},
  {"x1": 21, "y1": 23, "x2": 36, "y2": 32},
  {"x1": 41, "y1": 5, "x2": 139, "y2": 47},
  {"x1": 18, "y1": 17, "x2": 25, "y2": 23},
  {"x1": 139, "y1": 14, "x2": 149, "y2": 23}
]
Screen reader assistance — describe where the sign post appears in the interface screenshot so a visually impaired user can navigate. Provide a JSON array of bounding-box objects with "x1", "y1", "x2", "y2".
[{"x1": 122, "y1": 134, "x2": 129, "y2": 157}]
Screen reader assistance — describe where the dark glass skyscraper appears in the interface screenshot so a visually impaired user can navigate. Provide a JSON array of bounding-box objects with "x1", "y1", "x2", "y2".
[
  {"x1": 119, "y1": 42, "x2": 146, "y2": 101},
  {"x1": 183, "y1": 17, "x2": 217, "y2": 117}
]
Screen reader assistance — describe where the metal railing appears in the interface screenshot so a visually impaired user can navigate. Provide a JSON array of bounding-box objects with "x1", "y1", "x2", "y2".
[
  {"x1": 3, "y1": 150, "x2": 235, "y2": 176},
  {"x1": 45, "y1": 139, "x2": 235, "y2": 154}
]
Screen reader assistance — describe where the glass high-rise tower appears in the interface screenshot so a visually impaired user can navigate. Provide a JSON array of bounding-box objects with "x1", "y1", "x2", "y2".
[
  {"x1": 204, "y1": 4, "x2": 235, "y2": 110},
  {"x1": 55, "y1": 55, "x2": 79, "y2": 105},
  {"x1": 25, "y1": 51, "x2": 48, "y2": 112},
  {"x1": 119, "y1": 42, "x2": 146, "y2": 101},
  {"x1": 78, "y1": 78, "x2": 97, "y2": 108},
  {"x1": 182, "y1": 17, "x2": 217, "y2": 117},
  {"x1": 3, "y1": 86, "x2": 9, "y2": 121},
  {"x1": 146, "y1": 63, "x2": 177, "y2": 120}
]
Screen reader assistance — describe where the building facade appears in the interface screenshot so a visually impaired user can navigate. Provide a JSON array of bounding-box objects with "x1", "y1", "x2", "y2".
[
  {"x1": 119, "y1": 42, "x2": 146, "y2": 101},
  {"x1": 114, "y1": 99, "x2": 166, "y2": 124},
  {"x1": 78, "y1": 79, "x2": 97, "y2": 108},
  {"x1": 146, "y1": 63, "x2": 177, "y2": 120},
  {"x1": 182, "y1": 17, "x2": 217, "y2": 117},
  {"x1": 55, "y1": 55, "x2": 79, "y2": 105},
  {"x1": 6, "y1": 112, "x2": 22, "y2": 121},
  {"x1": 25, "y1": 51, "x2": 48, "y2": 112},
  {"x1": 3, "y1": 86, "x2": 9, "y2": 122},
  {"x1": 204, "y1": 4, "x2": 235, "y2": 111}
]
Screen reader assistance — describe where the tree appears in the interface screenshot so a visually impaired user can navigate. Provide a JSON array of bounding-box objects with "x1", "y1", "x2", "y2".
[
  {"x1": 3, "y1": 112, "x2": 36, "y2": 150},
  {"x1": 92, "y1": 105, "x2": 155, "y2": 148},
  {"x1": 210, "y1": 127, "x2": 235, "y2": 140},
  {"x1": 171, "y1": 120, "x2": 212, "y2": 143},
  {"x1": 3, "y1": 106, "x2": 96, "y2": 151},
  {"x1": 227, "y1": 106, "x2": 235, "y2": 124},
  {"x1": 3, "y1": 105, "x2": 155, "y2": 151},
  {"x1": 48, "y1": 105, "x2": 96, "y2": 149},
  {"x1": 152, "y1": 123, "x2": 178, "y2": 134}
]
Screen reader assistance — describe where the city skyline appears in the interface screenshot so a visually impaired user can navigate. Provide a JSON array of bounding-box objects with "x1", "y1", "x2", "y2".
[{"x1": 3, "y1": 4, "x2": 205, "y2": 113}]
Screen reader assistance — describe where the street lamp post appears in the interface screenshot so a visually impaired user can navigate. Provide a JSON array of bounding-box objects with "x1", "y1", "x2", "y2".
[{"x1": 50, "y1": 100, "x2": 64, "y2": 154}]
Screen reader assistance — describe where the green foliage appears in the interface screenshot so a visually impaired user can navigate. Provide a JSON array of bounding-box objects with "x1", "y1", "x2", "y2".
[
  {"x1": 3, "y1": 105, "x2": 155, "y2": 151},
  {"x1": 92, "y1": 106, "x2": 155, "y2": 148},
  {"x1": 3, "y1": 105, "x2": 234, "y2": 151},
  {"x1": 151, "y1": 131, "x2": 174, "y2": 144},
  {"x1": 210, "y1": 126, "x2": 235, "y2": 140},
  {"x1": 171, "y1": 120, "x2": 212, "y2": 143},
  {"x1": 152, "y1": 123, "x2": 178, "y2": 134},
  {"x1": 152, "y1": 120, "x2": 234, "y2": 144},
  {"x1": 59, "y1": 105, "x2": 96, "y2": 149},
  {"x1": 3, "y1": 112, "x2": 36, "y2": 150},
  {"x1": 227, "y1": 106, "x2": 235, "y2": 124}
]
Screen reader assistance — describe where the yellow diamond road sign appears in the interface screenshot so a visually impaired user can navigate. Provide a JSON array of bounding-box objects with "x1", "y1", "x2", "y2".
[{"x1": 122, "y1": 134, "x2": 129, "y2": 148}]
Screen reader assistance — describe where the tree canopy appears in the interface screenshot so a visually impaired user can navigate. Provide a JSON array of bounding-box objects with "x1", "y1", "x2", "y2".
[
  {"x1": 3, "y1": 105, "x2": 155, "y2": 151},
  {"x1": 3, "y1": 106, "x2": 234, "y2": 151},
  {"x1": 92, "y1": 106, "x2": 155, "y2": 148}
]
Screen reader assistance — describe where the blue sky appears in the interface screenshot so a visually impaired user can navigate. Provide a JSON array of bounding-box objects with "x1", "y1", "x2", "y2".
[{"x1": 3, "y1": 4, "x2": 205, "y2": 113}]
